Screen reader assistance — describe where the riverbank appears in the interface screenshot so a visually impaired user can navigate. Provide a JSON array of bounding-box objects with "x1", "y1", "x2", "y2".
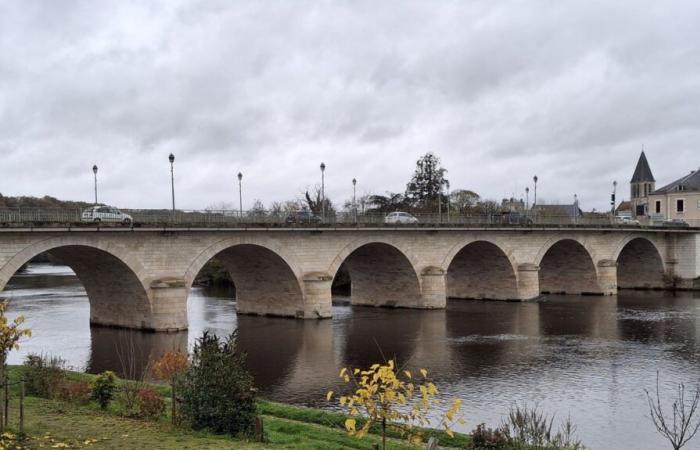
[{"x1": 2, "y1": 366, "x2": 469, "y2": 450}]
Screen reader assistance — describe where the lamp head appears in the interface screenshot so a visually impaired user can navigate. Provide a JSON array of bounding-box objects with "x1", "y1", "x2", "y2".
[
  {"x1": 92, "y1": 165, "x2": 98, "y2": 174},
  {"x1": 238, "y1": 172, "x2": 243, "y2": 181},
  {"x1": 352, "y1": 178, "x2": 356, "y2": 186},
  {"x1": 169, "y1": 153, "x2": 175, "y2": 164},
  {"x1": 320, "y1": 162, "x2": 326, "y2": 171}
]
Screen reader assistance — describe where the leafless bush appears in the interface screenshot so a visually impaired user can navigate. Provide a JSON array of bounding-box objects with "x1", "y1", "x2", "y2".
[
  {"x1": 114, "y1": 332, "x2": 150, "y2": 417},
  {"x1": 500, "y1": 404, "x2": 584, "y2": 449},
  {"x1": 645, "y1": 373, "x2": 700, "y2": 450}
]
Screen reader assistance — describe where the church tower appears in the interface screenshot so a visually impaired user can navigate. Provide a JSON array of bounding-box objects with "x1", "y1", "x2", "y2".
[{"x1": 630, "y1": 151, "x2": 655, "y2": 217}]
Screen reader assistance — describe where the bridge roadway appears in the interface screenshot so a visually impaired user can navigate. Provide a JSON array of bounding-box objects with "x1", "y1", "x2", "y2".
[{"x1": 0, "y1": 226, "x2": 698, "y2": 331}]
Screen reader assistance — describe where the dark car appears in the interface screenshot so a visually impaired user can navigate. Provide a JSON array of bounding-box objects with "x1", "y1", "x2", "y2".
[
  {"x1": 285, "y1": 210, "x2": 322, "y2": 225},
  {"x1": 662, "y1": 219, "x2": 689, "y2": 228},
  {"x1": 501, "y1": 211, "x2": 533, "y2": 225}
]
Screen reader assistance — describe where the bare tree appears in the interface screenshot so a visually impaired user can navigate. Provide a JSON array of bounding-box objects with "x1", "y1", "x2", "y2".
[{"x1": 645, "y1": 373, "x2": 700, "y2": 450}]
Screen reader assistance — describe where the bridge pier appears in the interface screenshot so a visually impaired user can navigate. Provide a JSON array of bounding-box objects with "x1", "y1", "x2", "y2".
[
  {"x1": 596, "y1": 260, "x2": 618, "y2": 295},
  {"x1": 516, "y1": 263, "x2": 540, "y2": 300},
  {"x1": 300, "y1": 273, "x2": 333, "y2": 318},
  {"x1": 419, "y1": 267, "x2": 447, "y2": 309},
  {"x1": 147, "y1": 278, "x2": 189, "y2": 331}
]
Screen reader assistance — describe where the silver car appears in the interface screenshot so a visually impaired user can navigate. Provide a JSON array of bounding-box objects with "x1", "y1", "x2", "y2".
[
  {"x1": 384, "y1": 212, "x2": 418, "y2": 224},
  {"x1": 81, "y1": 205, "x2": 133, "y2": 225}
]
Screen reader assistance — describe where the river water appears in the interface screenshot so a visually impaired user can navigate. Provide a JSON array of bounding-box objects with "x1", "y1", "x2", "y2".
[{"x1": 3, "y1": 263, "x2": 700, "y2": 450}]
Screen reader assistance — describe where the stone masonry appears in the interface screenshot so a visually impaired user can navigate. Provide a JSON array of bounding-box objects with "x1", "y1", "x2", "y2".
[{"x1": 0, "y1": 227, "x2": 697, "y2": 331}]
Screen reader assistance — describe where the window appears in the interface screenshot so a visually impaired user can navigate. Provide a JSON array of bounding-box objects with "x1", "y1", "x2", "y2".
[
  {"x1": 655, "y1": 201, "x2": 661, "y2": 214},
  {"x1": 676, "y1": 199, "x2": 685, "y2": 213}
]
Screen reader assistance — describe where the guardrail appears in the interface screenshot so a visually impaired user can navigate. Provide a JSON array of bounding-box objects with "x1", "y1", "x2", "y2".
[{"x1": 0, "y1": 207, "x2": 698, "y2": 229}]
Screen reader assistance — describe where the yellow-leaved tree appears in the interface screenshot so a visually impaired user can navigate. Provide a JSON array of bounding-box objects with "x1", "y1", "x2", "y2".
[
  {"x1": 0, "y1": 300, "x2": 32, "y2": 431},
  {"x1": 326, "y1": 360, "x2": 464, "y2": 449}
]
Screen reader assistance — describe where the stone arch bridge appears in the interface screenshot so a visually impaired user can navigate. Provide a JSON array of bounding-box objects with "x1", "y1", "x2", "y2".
[{"x1": 0, "y1": 227, "x2": 698, "y2": 331}]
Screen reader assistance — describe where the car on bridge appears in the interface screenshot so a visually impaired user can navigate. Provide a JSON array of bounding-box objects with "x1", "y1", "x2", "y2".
[
  {"x1": 81, "y1": 206, "x2": 133, "y2": 225},
  {"x1": 285, "y1": 210, "x2": 322, "y2": 225},
  {"x1": 662, "y1": 218, "x2": 689, "y2": 228},
  {"x1": 615, "y1": 216, "x2": 640, "y2": 226},
  {"x1": 384, "y1": 212, "x2": 418, "y2": 224}
]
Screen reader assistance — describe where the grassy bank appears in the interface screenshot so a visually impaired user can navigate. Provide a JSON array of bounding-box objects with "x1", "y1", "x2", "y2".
[{"x1": 2, "y1": 366, "x2": 468, "y2": 450}]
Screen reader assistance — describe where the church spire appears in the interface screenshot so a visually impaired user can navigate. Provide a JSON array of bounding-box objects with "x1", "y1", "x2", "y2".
[{"x1": 631, "y1": 151, "x2": 655, "y2": 183}]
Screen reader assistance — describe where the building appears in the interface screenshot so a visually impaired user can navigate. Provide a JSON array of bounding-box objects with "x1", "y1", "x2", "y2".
[
  {"x1": 615, "y1": 200, "x2": 632, "y2": 218},
  {"x1": 648, "y1": 169, "x2": 700, "y2": 223},
  {"x1": 533, "y1": 203, "x2": 584, "y2": 222},
  {"x1": 628, "y1": 150, "x2": 700, "y2": 224},
  {"x1": 630, "y1": 151, "x2": 655, "y2": 217}
]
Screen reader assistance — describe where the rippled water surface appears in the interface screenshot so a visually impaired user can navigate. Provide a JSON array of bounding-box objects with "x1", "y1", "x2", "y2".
[{"x1": 3, "y1": 263, "x2": 700, "y2": 450}]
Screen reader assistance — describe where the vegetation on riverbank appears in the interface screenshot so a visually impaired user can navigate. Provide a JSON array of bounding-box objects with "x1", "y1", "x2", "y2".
[{"x1": 3, "y1": 365, "x2": 459, "y2": 450}]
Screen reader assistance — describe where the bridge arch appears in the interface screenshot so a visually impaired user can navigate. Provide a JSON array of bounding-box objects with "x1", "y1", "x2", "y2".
[
  {"x1": 329, "y1": 239, "x2": 422, "y2": 308},
  {"x1": 0, "y1": 237, "x2": 152, "y2": 329},
  {"x1": 615, "y1": 236, "x2": 666, "y2": 289},
  {"x1": 185, "y1": 238, "x2": 305, "y2": 317},
  {"x1": 444, "y1": 240, "x2": 519, "y2": 300},
  {"x1": 537, "y1": 238, "x2": 601, "y2": 295}
]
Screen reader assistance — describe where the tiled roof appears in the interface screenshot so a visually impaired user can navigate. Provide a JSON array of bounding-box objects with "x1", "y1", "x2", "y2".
[{"x1": 652, "y1": 169, "x2": 700, "y2": 194}]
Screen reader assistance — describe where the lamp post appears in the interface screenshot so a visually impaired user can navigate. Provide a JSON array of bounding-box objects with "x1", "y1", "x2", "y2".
[
  {"x1": 611, "y1": 180, "x2": 617, "y2": 223},
  {"x1": 352, "y1": 178, "x2": 357, "y2": 223},
  {"x1": 533, "y1": 175, "x2": 538, "y2": 206},
  {"x1": 573, "y1": 193, "x2": 578, "y2": 225},
  {"x1": 238, "y1": 172, "x2": 243, "y2": 219},
  {"x1": 92, "y1": 165, "x2": 98, "y2": 205},
  {"x1": 168, "y1": 153, "x2": 175, "y2": 212},
  {"x1": 320, "y1": 162, "x2": 326, "y2": 221},
  {"x1": 445, "y1": 180, "x2": 451, "y2": 224},
  {"x1": 525, "y1": 187, "x2": 530, "y2": 210}
]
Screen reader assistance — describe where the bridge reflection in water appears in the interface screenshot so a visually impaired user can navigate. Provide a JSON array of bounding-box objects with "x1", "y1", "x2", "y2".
[{"x1": 2, "y1": 265, "x2": 700, "y2": 450}]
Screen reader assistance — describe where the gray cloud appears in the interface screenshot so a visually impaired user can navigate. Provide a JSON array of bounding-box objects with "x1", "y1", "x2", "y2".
[{"x1": 1, "y1": 0, "x2": 699, "y2": 211}]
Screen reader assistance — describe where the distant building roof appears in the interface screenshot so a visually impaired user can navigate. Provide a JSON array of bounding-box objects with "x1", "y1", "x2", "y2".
[
  {"x1": 615, "y1": 201, "x2": 632, "y2": 212},
  {"x1": 631, "y1": 151, "x2": 655, "y2": 182},
  {"x1": 652, "y1": 169, "x2": 700, "y2": 194},
  {"x1": 533, "y1": 204, "x2": 584, "y2": 218}
]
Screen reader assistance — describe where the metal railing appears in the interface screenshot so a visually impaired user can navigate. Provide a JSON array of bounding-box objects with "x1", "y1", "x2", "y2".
[{"x1": 0, "y1": 207, "x2": 698, "y2": 229}]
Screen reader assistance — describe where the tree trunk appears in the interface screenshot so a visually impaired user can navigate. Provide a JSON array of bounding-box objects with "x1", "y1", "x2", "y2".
[{"x1": 382, "y1": 417, "x2": 386, "y2": 450}]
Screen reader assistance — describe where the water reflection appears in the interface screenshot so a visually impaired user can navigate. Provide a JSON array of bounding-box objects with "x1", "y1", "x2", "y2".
[{"x1": 2, "y1": 264, "x2": 700, "y2": 450}]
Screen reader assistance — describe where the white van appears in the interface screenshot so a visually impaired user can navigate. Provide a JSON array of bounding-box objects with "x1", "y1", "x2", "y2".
[{"x1": 81, "y1": 205, "x2": 133, "y2": 225}]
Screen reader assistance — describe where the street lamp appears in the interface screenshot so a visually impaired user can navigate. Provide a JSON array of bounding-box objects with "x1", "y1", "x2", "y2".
[
  {"x1": 320, "y1": 162, "x2": 326, "y2": 221},
  {"x1": 525, "y1": 186, "x2": 530, "y2": 210},
  {"x1": 352, "y1": 178, "x2": 357, "y2": 223},
  {"x1": 573, "y1": 193, "x2": 578, "y2": 225},
  {"x1": 92, "y1": 165, "x2": 98, "y2": 205},
  {"x1": 611, "y1": 180, "x2": 617, "y2": 222},
  {"x1": 238, "y1": 172, "x2": 243, "y2": 219},
  {"x1": 168, "y1": 153, "x2": 175, "y2": 211},
  {"x1": 445, "y1": 180, "x2": 451, "y2": 224},
  {"x1": 533, "y1": 175, "x2": 538, "y2": 206}
]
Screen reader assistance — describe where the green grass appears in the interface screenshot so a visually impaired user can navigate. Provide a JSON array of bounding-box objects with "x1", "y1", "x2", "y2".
[{"x1": 2, "y1": 366, "x2": 467, "y2": 450}]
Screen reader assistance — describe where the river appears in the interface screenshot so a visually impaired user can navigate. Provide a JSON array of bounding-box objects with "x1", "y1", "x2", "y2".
[{"x1": 3, "y1": 263, "x2": 700, "y2": 450}]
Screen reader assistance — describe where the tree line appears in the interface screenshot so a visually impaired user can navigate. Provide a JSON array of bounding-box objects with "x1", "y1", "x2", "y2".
[{"x1": 0, "y1": 153, "x2": 504, "y2": 216}]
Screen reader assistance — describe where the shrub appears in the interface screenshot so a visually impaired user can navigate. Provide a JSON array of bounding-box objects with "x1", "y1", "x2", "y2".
[
  {"x1": 57, "y1": 380, "x2": 91, "y2": 404},
  {"x1": 179, "y1": 331, "x2": 256, "y2": 436},
  {"x1": 23, "y1": 354, "x2": 66, "y2": 398},
  {"x1": 116, "y1": 380, "x2": 142, "y2": 417},
  {"x1": 470, "y1": 423, "x2": 509, "y2": 450},
  {"x1": 500, "y1": 404, "x2": 584, "y2": 450},
  {"x1": 137, "y1": 388, "x2": 165, "y2": 420},
  {"x1": 92, "y1": 371, "x2": 117, "y2": 409}
]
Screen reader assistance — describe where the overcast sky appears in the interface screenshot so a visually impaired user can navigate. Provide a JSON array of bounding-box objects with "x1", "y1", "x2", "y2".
[{"x1": 1, "y1": 1, "x2": 699, "y2": 211}]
